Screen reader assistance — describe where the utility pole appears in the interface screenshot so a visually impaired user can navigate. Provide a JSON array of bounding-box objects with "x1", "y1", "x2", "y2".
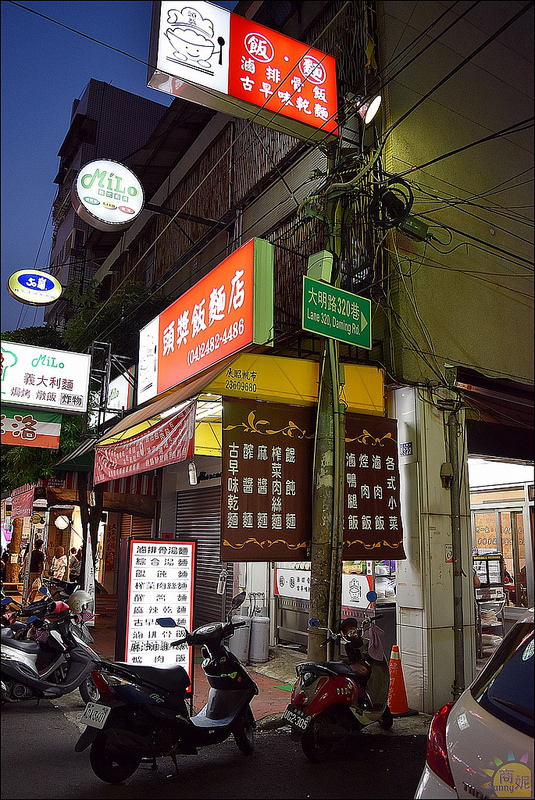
[
  {"x1": 308, "y1": 145, "x2": 345, "y2": 661},
  {"x1": 448, "y1": 410, "x2": 465, "y2": 700}
]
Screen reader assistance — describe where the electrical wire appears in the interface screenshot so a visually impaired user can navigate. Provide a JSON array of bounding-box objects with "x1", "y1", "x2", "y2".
[{"x1": 9, "y1": 0, "x2": 533, "y2": 376}]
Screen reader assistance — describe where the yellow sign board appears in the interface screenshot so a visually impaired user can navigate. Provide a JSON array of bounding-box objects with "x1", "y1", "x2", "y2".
[{"x1": 206, "y1": 353, "x2": 384, "y2": 415}]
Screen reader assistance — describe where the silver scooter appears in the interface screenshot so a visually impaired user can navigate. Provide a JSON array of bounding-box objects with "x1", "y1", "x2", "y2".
[{"x1": 1, "y1": 588, "x2": 100, "y2": 705}]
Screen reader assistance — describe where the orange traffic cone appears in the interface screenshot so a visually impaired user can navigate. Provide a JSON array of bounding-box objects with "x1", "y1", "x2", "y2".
[{"x1": 387, "y1": 645, "x2": 418, "y2": 717}]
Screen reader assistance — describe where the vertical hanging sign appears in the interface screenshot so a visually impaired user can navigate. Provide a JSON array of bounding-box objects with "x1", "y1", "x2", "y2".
[
  {"x1": 221, "y1": 399, "x2": 314, "y2": 561},
  {"x1": 125, "y1": 539, "x2": 195, "y2": 675},
  {"x1": 342, "y1": 414, "x2": 406, "y2": 560}
]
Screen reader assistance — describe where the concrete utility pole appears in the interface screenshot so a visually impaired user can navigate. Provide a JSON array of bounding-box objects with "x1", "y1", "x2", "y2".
[
  {"x1": 308, "y1": 146, "x2": 345, "y2": 661},
  {"x1": 448, "y1": 410, "x2": 465, "y2": 700}
]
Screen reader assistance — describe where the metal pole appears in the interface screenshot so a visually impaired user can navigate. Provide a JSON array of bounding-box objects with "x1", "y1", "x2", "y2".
[{"x1": 448, "y1": 411, "x2": 465, "y2": 700}]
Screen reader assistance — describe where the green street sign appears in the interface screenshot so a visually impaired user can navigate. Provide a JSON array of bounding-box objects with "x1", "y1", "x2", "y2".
[{"x1": 302, "y1": 275, "x2": 372, "y2": 349}]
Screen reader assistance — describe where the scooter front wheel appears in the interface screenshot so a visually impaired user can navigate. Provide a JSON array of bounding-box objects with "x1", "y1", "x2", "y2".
[
  {"x1": 79, "y1": 674, "x2": 100, "y2": 704},
  {"x1": 90, "y1": 730, "x2": 141, "y2": 783},
  {"x1": 233, "y1": 708, "x2": 255, "y2": 754},
  {"x1": 378, "y1": 704, "x2": 393, "y2": 730},
  {"x1": 301, "y1": 710, "x2": 337, "y2": 763}
]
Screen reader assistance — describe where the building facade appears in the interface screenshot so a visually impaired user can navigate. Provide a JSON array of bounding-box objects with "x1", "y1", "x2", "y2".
[{"x1": 41, "y1": 1, "x2": 533, "y2": 714}]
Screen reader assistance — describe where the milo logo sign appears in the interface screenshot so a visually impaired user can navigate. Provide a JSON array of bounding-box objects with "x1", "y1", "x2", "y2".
[{"x1": 72, "y1": 159, "x2": 144, "y2": 232}]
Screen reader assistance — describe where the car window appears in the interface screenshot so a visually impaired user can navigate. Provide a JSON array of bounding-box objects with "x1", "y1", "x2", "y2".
[{"x1": 471, "y1": 621, "x2": 534, "y2": 738}]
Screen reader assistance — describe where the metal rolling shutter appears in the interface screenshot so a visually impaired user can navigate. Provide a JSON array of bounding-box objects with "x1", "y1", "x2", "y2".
[
  {"x1": 175, "y1": 486, "x2": 233, "y2": 627},
  {"x1": 120, "y1": 514, "x2": 153, "y2": 538}
]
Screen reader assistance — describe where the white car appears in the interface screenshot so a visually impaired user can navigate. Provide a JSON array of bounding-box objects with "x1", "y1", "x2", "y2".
[{"x1": 415, "y1": 609, "x2": 533, "y2": 799}]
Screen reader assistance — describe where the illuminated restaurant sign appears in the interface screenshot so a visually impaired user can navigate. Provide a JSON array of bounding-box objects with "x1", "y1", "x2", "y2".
[
  {"x1": 124, "y1": 539, "x2": 195, "y2": 673},
  {"x1": 147, "y1": 1, "x2": 338, "y2": 142},
  {"x1": 1, "y1": 341, "x2": 91, "y2": 415},
  {"x1": 137, "y1": 238, "x2": 273, "y2": 404},
  {"x1": 72, "y1": 159, "x2": 145, "y2": 232},
  {"x1": 7, "y1": 269, "x2": 62, "y2": 306}
]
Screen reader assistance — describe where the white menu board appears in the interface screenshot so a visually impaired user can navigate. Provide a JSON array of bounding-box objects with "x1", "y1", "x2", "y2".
[{"x1": 125, "y1": 540, "x2": 195, "y2": 675}]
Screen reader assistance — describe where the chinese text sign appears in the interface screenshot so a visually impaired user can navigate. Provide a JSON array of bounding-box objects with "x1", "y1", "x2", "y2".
[
  {"x1": 343, "y1": 414, "x2": 406, "y2": 559},
  {"x1": 1, "y1": 341, "x2": 91, "y2": 415},
  {"x1": 137, "y1": 238, "x2": 273, "y2": 404},
  {"x1": 125, "y1": 539, "x2": 195, "y2": 674},
  {"x1": 221, "y1": 399, "x2": 314, "y2": 561},
  {"x1": 148, "y1": 1, "x2": 338, "y2": 142},
  {"x1": 93, "y1": 401, "x2": 196, "y2": 484}
]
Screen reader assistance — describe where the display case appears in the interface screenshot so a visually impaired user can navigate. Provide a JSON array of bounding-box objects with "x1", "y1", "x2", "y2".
[{"x1": 473, "y1": 553, "x2": 505, "y2": 657}]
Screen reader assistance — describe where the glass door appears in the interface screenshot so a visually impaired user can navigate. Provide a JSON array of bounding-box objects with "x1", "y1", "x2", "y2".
[{"x1": 498, "y1": 510, "x2": 527, "y2": 607}]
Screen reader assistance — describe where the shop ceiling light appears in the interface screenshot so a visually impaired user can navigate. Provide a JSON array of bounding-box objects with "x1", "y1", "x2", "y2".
[{"x1": 188, "y1": 460, "x2": 198, "y2": 486}]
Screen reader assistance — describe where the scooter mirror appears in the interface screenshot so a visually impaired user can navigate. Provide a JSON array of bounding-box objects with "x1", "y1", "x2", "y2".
[
  {"x1": 366, "y1": 590, "x2": 377, "y2": 602},
  {"x1": 308, "y1": 618, "x2": 320, "y2": 628},
  {"x1": 155, "y1": 617, "x2": 177, "y2": 628},
  {"x1": 231, "y1": 590, "x2": 246, "y2": 610}
]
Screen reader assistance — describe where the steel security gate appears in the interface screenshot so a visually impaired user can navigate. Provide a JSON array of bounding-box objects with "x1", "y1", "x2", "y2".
[{"x1": 175, "y1": 486, "x2": 233, "y2": 627}]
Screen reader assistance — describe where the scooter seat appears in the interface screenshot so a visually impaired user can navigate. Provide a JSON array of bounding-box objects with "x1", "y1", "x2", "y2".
[
  {"x1": 321, "y1": 661, "x2": 357, "y2": 676},
  {"x1": 298, "y1": 660, "x2": 356, "y2": 677},
  {"x1": 112, "y1": 661, "x2": 190, "y2": 693},
  {"x1": 2, "y1": 638, "x2": 40, "y2": 655}
]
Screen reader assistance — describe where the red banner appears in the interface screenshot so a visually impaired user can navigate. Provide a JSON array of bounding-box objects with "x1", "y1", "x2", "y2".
[
  {"x1": 93, "y1": 401, "x2": 197, "y2": 485},
  {"x1": 11, "y1": 487, "x2": 35, "y2": 519}
]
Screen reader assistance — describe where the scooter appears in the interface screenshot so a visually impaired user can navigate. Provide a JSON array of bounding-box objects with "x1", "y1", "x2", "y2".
[
  {"x1": 283, "y1": 590, "x2": 393, "y2": 761},
  {"x1": 1, "y1": 588, "x2": 101, "y2": 705},
  {"x1": 75, "y1": 591, "x2": 259, "y2": 784}
]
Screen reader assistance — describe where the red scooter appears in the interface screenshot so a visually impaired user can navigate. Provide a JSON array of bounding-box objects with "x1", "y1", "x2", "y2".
[{"x1": 283, "y1": 591, "x2": 393, "y2": 761}]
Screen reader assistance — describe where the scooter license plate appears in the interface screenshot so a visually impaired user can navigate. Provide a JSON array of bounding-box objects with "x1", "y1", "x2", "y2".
[
  {"x1": 283, "y1": 705, "x2": 310, "y2": 731},
  {"x1": 80, "y1": 702, "x2": 111, "y2": 729}
]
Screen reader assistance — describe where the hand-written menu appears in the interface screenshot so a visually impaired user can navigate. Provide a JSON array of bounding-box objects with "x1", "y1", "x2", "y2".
[{"x1": 125, "y1": 540, "x2": 195, "y2": 673}]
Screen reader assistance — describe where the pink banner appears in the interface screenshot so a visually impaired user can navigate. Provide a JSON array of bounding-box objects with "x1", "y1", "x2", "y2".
[
  {"x1": 11, "y1": 487, "x2": 35, "y2": 519},
  {"x1": 94, "y1": 400, "x2": 197, "y2": 485}
]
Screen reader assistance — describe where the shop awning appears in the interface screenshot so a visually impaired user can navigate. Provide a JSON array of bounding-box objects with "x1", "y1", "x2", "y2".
[
  {"x1": 97, "y1": 358, "x2": 235, "y2": 444},
  {"x1": 53, "y1": 437, "x2": 98, "y2": 472},
  {"x1": 454, "y1": 366, "x2": 534, "y2": 430}
]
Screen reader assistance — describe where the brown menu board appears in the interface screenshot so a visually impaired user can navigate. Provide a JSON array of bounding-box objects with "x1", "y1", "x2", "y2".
[
  {"x1": 343, "y1": 414, "x2": 405, "y2": 560},
  {"x1": 221, "y1": 399, "x2": 314, "y2": 561}
]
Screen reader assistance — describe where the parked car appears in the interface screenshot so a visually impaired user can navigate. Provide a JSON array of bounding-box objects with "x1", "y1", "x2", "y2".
[{"x1": 415, "y1": 609, "x2": 533, "y2": 799}]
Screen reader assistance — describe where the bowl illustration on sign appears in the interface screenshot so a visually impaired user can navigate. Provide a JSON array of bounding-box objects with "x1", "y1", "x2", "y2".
[{"x1": 165, "y1": 7, "x2": 223, "y2": 69}]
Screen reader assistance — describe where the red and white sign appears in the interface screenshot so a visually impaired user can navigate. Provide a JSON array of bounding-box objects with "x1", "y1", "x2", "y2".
[
  {"x1": 93, "y1": 400, "x2": 197, "y2": 484},
  {"x1": 11, "y1": 487, "x2": 35, "y2": 520},
  {"x1": 137, "y1": 238, "x2": 273, "y2": 404},
  {"x1": 148, "y1": 1, "x2": 338, "y2": 142},
  {"x1": 1, "y1": 408, "x2": 61, "y2": 450}
]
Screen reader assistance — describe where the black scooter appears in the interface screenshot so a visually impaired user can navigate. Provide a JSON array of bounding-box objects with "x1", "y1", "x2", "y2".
[{"x1": 76, "y1": 591, "x2": 259, "y2": 784}]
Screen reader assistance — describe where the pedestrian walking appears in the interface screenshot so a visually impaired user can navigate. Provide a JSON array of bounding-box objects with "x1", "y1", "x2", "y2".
[
  {"x1": 69, "y1": 547, "x2": 82, "y2": 583},
  {"x1": 49, "y1": 545, "x2": 68, "y2": 580},
  {"x1": 25, "y1": 538, "x2": 45, "y2": 603}
]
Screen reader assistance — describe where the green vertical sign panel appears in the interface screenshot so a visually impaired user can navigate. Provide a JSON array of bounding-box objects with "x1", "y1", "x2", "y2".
[{"x1": 302, "y1": 276, "x2": 372, "y2": 349}]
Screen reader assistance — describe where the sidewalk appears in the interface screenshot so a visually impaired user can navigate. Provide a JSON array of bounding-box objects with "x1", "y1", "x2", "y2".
[{"x1": 89, "y1": 613, "x2": 431, "y2": 736}]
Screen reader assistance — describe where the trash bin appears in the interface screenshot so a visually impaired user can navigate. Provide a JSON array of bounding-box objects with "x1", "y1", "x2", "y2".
[
  {"x1": 249, "y1": 615, "x2": 270, "y2": 663},
  {"x1": 228, "y1": 615, "x2": 251, "y2": 663}
]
